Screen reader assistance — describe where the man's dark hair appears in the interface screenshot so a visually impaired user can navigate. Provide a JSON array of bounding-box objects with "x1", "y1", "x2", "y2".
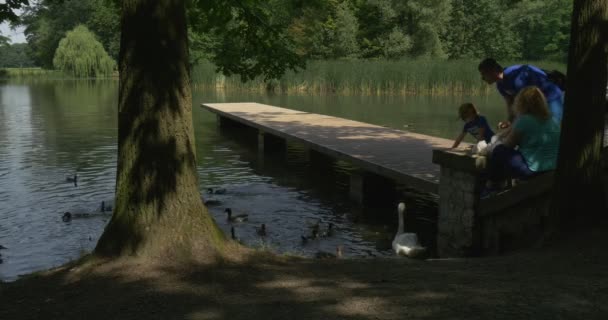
[{"x1": 478, "y1": 58, "x2": 503, "y2": 73}]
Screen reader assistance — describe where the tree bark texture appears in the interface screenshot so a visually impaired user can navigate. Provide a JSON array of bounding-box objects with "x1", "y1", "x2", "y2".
[
  {"x1": 554, "y1": 0, "x2": 608, "y2": 224},
  {"x1": 96, "y1": 0, "x2": 223, "y2": 257}
]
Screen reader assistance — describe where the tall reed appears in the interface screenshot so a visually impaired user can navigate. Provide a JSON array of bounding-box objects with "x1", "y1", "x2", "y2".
[
  {"x1": 0, "y1": 67, "x2": 118, "y2": 80},
  {"x1": 0, "y1": 67, "x2": 59, "y2": 78},
  {"x1": 191, "y1": 59, "x2": 565, "y2": 96}
]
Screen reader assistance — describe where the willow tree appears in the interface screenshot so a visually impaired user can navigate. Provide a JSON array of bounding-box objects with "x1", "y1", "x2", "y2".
[
  {"x1": 95, "y1": 0, "x2": 302, "y2": 257},
  {"x1": 554, "y1": 0, "x2": 607, "y2": 225},
  {"x1": 53, "y1": 25, "x2": 115, "y2": 77}
]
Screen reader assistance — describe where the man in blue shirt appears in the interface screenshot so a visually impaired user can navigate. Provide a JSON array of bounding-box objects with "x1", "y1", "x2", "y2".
[{"x1": 478, "y1": 58, "x2": 564, "y2": 126}]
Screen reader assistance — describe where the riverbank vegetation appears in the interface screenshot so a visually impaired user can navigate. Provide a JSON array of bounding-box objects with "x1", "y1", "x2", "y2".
[
  {"x1": 191, "y1": 59, "x2": 565, "y2": 96},
  {"x1": 2, "y1": 58, "x2": 565, "y2": 96},
  {"x1": 52, "y1": 25, "x2": 115, "y2": 78},
  {"x1": 0, "y1": 43, "x2": 36, "y2": 68},
  {"x1": 0, "y1": 67, "x2": 55, "y2": 78},
  {"x1": 1, "y1": 0, "x2": 571, "y2": 84}
]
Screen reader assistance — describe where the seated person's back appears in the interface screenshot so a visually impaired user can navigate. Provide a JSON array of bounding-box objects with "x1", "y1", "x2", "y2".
[{"x1": 513, "y1": 114, "x2": 560, "y2": 172}]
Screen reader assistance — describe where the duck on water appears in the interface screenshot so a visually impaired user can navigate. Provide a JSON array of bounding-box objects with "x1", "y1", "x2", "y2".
[
  {"x1": 207, "y1": 187, "x2": 227, "y2": 195},
  {"x1": 66, "y1": 174, "x2": 77, "y2": 187},
  {"x1": 62, "y1": 209, "x2": 111, "y2": 222},
  {"x1": 225, "y1": 208, "x2": 248, "y2": 222}
]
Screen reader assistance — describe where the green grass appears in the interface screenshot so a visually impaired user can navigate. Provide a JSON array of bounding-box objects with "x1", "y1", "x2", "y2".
[
  {"x1": 191, "y1": 59, "x2": 566, "y2": 96},
  {"x1": 0, "y1": 67, "x2": 118, "y2": 80},
  {"x1": 0, "y1": 67, "x2": 57, "y2": 77}
]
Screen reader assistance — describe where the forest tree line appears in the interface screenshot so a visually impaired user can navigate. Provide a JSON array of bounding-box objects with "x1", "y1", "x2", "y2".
[{"x1": 0, "y1": 0, "x2": 572, "y2": 70}]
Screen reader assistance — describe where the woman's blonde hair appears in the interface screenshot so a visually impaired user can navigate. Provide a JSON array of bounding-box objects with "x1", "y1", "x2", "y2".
[
  {"x1": 513, "y1": 86, "x2": 551, "y2": 120},
  {"x1": 458, "y1": 102, "x2": 479, "y2": 121}
]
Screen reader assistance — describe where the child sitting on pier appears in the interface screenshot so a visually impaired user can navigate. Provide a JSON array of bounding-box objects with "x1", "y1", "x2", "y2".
[{"x1": 451, "y1": 103, "x2": 495, "y2": 149}]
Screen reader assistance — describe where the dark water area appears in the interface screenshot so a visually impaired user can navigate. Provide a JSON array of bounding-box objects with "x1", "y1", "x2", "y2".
[{"x1": 0, "y1": 79, "x2": 504, "y2": 281}]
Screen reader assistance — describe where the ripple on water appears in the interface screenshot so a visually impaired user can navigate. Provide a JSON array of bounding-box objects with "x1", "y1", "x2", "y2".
[
  {"x1": 0, "y1": 83, "x2": 447, "y2": 281},
  {"x1": 203, "y1": 181, "x2": 395, "y2": 259}
]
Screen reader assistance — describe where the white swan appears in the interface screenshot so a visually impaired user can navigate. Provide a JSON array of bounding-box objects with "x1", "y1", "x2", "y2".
[{"x1": 392, "y1": 203, "x2": 426, "y2": 258}]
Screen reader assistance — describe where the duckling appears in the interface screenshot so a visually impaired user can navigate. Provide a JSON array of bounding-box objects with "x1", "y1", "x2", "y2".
[
  {"x1": 230, "y1": 226, "x2": 244, "y2": 243},
  {"x1": 321, "y1": 223, "x2": 334, "y2": 237},
  {"x1": 207, "y1": 187, "x2": 227, "y2": 195},
  {"x1": 256, "y1": 224, "x2": 267, "y2": 237},
  {"x1": 225, "y1": 208, "x2": 248, "y2": 222},
  {"x1": 66, "y1": 174, "x2": 78, "y2": 186},
  {"x1": 309, "y1": 219, "x2": 321, "y2": 232},
  {"x1": 230, "y1": 226, "x2": 237, "y2": 240},
  {"x1": 100, "y1": 201, "x2": 113, "y2": 212},
  {"x1": 301, "y1": 228, "x2": 320, "y2": 245},
  {"x1": 311, "y1": 227, "x2": 320, "y2": 239},
  {"x1": 62, "y1": 211, "x2": 72, "y2": 222},
  {"x1": 306, "y1": 219, "x2": 321, "y2": 237},
  {"x1": 392, "y1": 203, "x2": 427, "y2": 258},
  {"x1": 315, "y1": 246, "x2": 343, "y2": 259},
  {"x1": 61, "y1": 211, "x2": 96, "y2": 222}
]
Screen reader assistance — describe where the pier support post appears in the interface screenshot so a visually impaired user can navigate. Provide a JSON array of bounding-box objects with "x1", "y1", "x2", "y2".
[
  {"x1": 349, "y1": 172, "x2": 364, "y2": 204},
  {"x1": 309, "y1": 149, "x2": 334, "y2": 171},
  {"x1": 348, "y1": 171, "x2": 397, "y2": 206},
  {"x1": 257, "y1": 130, "x2": 286, "y2": 154},
  {"x1": 433, "y1": 149, "x2": 485, "y2": 257},
  {"x1": 436, "y1": 166, "x2": 480, "y2": 257},
  {"x1": 257, "y1": 131, "x2": 265, "y2": 153}
]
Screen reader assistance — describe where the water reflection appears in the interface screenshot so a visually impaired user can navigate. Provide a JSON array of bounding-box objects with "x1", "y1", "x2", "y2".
[
  {"x1": 1, "y1": 79, "x2": 505, "y2": 281},
  {"x1": 0, "y1": 81, "x2": 117, "y2": 281}
]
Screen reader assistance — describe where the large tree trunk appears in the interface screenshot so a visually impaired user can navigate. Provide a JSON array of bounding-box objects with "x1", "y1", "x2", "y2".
[
  {"x1": 554, "y1": 0, "x2": 608, "y2": 226},
  {"x1": 95, "y1": 0, "x2": 223, "y2": 257}
]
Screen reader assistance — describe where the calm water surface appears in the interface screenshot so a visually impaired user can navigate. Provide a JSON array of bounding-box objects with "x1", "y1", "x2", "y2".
[{"x1": 0, "y1": 79, "x2": 504, "y2": 281}]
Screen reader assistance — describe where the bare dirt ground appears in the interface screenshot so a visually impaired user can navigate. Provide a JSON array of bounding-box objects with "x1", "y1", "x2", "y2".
[{"x1": 1, "y1": 223, "x2": 607, "y2": 320}]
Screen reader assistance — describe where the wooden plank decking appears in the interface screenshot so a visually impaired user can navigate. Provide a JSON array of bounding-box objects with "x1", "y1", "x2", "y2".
[{"x1": 201, "y1": 102, "x2": 461, "y2": 194}]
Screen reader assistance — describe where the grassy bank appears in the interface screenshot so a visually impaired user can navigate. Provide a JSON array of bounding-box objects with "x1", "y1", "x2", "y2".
[
  {"x1": 0, "y1": 67, "x2": 59, "y2": 78},
  {"x1": 0, "y1": 67, "x2": 119, "y2": 80},
  {"x1": 1, "y1": 223, "x2": 606, "y2": 320},
  {"x1": 191, "y1": 59, "x2": 566, "y2": 96}
]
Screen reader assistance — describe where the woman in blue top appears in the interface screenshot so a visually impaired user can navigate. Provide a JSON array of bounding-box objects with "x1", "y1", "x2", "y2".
[
  {"x1": 451, "y1": 103, "x2": 494, "y2": 149},
  {"x1": 484, "y1": 86, "x2": 561, "y2": 195}
]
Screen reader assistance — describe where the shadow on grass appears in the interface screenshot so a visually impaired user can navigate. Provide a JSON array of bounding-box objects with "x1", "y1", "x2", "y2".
[{"x1": 3, "y1": 234, "x2": 608, "y2": 320}]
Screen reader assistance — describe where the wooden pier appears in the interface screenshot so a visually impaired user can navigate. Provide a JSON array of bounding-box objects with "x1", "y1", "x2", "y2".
[
  {"x1": 200, "y1": 103, "x2": 458, "y2": 196},
  {"x1": 201, "y1": 103, "x2": 608, "y2": 256}
]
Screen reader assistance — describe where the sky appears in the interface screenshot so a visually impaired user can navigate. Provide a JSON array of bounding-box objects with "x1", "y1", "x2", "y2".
[
  {"x1": 0, "y1": 22, "x2": 26, "y2": 43},
  {"x1": 0, "y1": 2, "x2": 26, "y2": 44}
]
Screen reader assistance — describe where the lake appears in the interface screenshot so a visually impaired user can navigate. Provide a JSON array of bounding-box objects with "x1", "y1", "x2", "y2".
[{"x1": 0, "y1": 79, "x2": 504, "y2": 281}]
